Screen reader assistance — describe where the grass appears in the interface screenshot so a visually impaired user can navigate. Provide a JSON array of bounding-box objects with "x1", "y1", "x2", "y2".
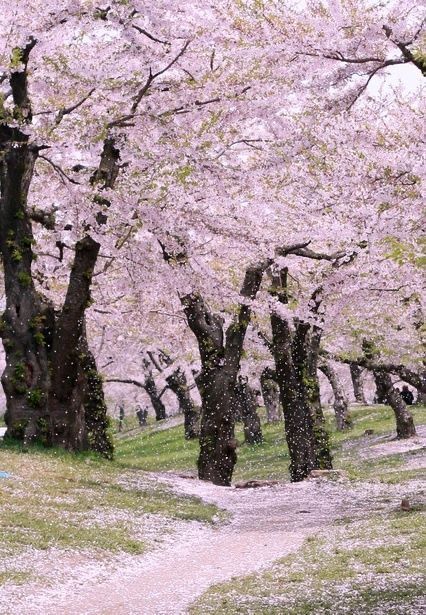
[
  {"x1": 0, "y1": 440, "x2": 222, "y2": 585},
  {"x1": 189, "y1": 507, "x2": 426, "y2": 614},
  {"x1": 115, "y1": 404, "x2": 426, "y2": 482},
  {"x1": 0, "y1": 403, "x2": 424, "y2": 592}
]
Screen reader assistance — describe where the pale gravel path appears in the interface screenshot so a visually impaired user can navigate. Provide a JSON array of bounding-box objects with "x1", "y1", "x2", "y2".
[{"x1": 7, "y1": 470, "x2": 425, "y2": 615}]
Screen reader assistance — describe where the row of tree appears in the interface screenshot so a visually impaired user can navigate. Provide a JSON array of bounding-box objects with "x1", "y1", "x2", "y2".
[{"x1": 1, "y1": 1, "x2": 424, "y2": 485}]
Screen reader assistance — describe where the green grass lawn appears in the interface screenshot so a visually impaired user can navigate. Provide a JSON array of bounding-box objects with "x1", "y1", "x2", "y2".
[{"x1": 115, "y1": 404, "x2": 426, "y2": 482}]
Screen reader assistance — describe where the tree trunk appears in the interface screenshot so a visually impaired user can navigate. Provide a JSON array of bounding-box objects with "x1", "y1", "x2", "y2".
[
  {"x1": 349, "y1": 363, "x2": 367, "y2": 404},
  {"x1": 374, "y1": 373, "x2": 389, "y2": 404},
  {"x1": 294, "y1": 320, "x2": 333, "y2": 471},
  {"x1": 416, "y1": 370, "x2": 426, "y2": 404},
  {"x1": 373, "y1": 371, "x2": 416, "y2": 439},
  {"x1": 269, "y1": 270, "x2": 332, "y2": 481},
  {"x1": 181, "y1": 262, "x2": 266, "y2": 485},
  {"x1": 260, "y1": 368, "x2": 281, "y2": 423},
  {"x1": 144, "y1": 369, "x2": 167, "y2": 421},
  {"x1": 166, "y1": 367, "x2": 199, "y2": 439},
  {"x1": 270, "y1": 312, "x2": 318, "y2": 481},
  {"x1": 0, "y1": 46, "x2": 113, "y2": 456},
  {"x1": 196, "y1": 367, "x2": 238, "y2": 485},
  {"x1": 235, "y1": 380, "x2": 263, "y2": 445},
  {"x1": 0, "y1": 138, "x2": 52, "y2": 445},
  {"x1": 319, "y1": 360, "x2": 352, "y2": 430},
  {"x1": 80, "y1": 340, "x2": 114, "y2": 459},
  {"x1": 48, "y1": 237, "x2": 101, "y2": 451}
]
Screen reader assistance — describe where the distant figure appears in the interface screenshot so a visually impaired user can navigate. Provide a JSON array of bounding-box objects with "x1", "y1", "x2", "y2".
[
  {"x1": 401, "y1": 385, "x2": 414, "y2": 405},
  {"x1": 117, "y1": 403, "x2": 125, "y2": 432},
  {"x1": 136, "y1": 405, "x2": 148, "y2": 427}
]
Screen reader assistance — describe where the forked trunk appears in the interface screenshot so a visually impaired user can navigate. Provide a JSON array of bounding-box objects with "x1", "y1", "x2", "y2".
[{"x1": 269, "y1": 270, "x2": 332, "y2": 480}]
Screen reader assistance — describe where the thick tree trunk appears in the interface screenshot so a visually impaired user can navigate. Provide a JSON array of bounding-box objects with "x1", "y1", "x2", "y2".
[
  {"x1": 349, "y1": 362, "x2": 367, "y2": 404},
  {"x1": 271, "y1": 312, "x2": 318, "y2": 481},
  {"x1": 48, "y1": 237, "x2": 101, "y2": 451},
  {"x1": 235, "y1": 380, "x2": 263, "y2": 445},
  {"x1": 0, "y1": 139, "x2": 52, "y2": 445},
  {"x1": 0, "y1": 44, "x2": 112, "y2": 457},
  {"x1": 181, "y1": 262, "x2": 266, "y2": 485},
  {"x1": 373, "y1": 371, "x2": 416, "y2": 438},
  {"x1": 196, "y1": 367, "x2": 238, "y2": 485},
  {"x1": 260, "y1": 368, "x2": 281, "y2": 423},
  {"x1": 269, "y1": 270, "x2": 332, "y2": 481},
  {"x1": 166, "y1": 367, "x2": 199, "y2": 439},
  {"x1": 293, "y1": 320, "x2": 333, "y2": 471},
  {"x1": 319, "y1": 360, "x2": 352, "y2": 430}
]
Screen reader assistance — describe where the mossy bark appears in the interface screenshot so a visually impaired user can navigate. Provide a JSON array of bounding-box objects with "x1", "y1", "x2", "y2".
[{"x1": 269, "y1": 269, "x2": 332, "y2": 481}]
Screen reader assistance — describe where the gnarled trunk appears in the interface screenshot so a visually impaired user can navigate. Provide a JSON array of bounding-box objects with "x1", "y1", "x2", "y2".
[
  {"x1": 0, "y1": 139, "x2": 52, "y2": 445},
  {"x1": 0, "y1": 44, "x2": 113, "y2": 456},
  {"x1": 269, "y1": 270, "x2": 332, "y2": 481},
  {"x1": 182, "y1": 262, "x2": 266, "y2": 485},
  {"x1": 196, "y1": 367, "x2": 238, "y2": 485},
  {"x1": 373, "y1": 371, "x2": 416, "y2": 439},
  {"x1": 166, "y1": 367, "x2": 199, "y2": 439},
  {"x1": 319, "y1": 360, "x2": 352, "y2": 430},
  {"x1": 46, "y1": 241, "x2": 112, "y2": 457},
  {"x1": 349, "y1": 363, "x2": 367, "y2": 404},
  {"x1": 260, "y1": 368, "x2": 281, "y2": 423}
]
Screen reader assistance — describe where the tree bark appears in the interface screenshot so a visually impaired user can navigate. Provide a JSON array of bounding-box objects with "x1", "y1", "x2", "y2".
[
  {"x1": 48, "y1": 236, "x2": 103, "y2": 451},
  {"x1": 374, "y1": 372, "x2": 389, "y2": 404},
  {"x1": 319, "y1": 360, "x2": 352, "y2": 430},
  {"x1": 143, "y1": 360, "x2": 167, "y2": 421},
  {"x1": 235, "y1": 379, "x2": 263, "y2": 444},
  {"x1": 0, "y1": 137, "x2": 53, "y2": 445},
  {"x1": 182, "y1": 261, "x2": 266, "y2": 485},
  {"x1": 373, "y1": 371, "x2": 416, "y2": 438},
  {"x1": 349, "y1": 362, "x2": 367, "y2": 404},
  {"x1": 0, "y1": 42, "x2": 113, "y2": 456},
  {"x1": 269, "y1": 270, "x2": 332, "y2": 481},
  {"x1": 260, "y1": 368, "x2": 281, "y2": 423},
  {"x1": 166, "y1": 367, "x2": 199, "y2": 438}
]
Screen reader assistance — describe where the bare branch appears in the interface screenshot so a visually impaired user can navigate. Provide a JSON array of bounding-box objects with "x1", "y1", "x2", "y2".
[
  {"x1": 39, "y1": 155, "x2": 81, "y2": 185},
  {"x1": 55, "y1": 88, "x2": 95, "y2": 125},
  {"x1": 131, "y1": 40, "x2": 190, "y2": 114},
  {"x1": 105, "y1": 377, "x2": 146, "y2": 389},
  {"x1": 132, "y1": 24, "x2": 169, "y2": 45}
]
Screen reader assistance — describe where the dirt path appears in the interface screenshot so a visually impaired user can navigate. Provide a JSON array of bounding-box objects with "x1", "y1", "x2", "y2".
[{"x1": 9, "y1": 468, "x2": 424, "y2": 615}]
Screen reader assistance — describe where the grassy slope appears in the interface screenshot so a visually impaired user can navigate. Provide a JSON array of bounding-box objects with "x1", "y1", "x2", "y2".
[
  {"x1": 1, "y1": 404, "x2": 424, "y2": 599},
  {"x1": 115, "y1": 404, "x2": 426, "y2": 482},
  {"x1": 0, "y1": 441, "x2": 220, "y2": 580}
]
